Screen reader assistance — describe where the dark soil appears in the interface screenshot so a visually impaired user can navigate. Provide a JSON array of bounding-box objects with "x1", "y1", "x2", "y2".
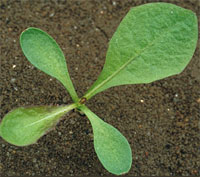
[{"x1": 0, "y1": 0, "x2": 199, "y2": 176}]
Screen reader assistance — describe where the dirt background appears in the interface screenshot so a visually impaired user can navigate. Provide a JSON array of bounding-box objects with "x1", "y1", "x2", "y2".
[{"x1": 0, "y1": 0, "x2": 199, "y2": 176}]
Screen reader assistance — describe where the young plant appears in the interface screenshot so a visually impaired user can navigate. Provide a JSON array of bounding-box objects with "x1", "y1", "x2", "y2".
[{"x1": 0, "y1": 3, "x2": 198, "y2": 175}]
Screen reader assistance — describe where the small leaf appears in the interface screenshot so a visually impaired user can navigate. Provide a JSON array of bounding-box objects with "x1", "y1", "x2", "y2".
[
  {"x1": 0, "y1": 104, "x2": 76, "y2": 146},
  {"x1": 85, "y1": 3, "x2": 198, "y2": 99},
  {"x1": 80, "y1": 105, "x2": 132, "y2": 175},
  {"x1": 20, "y1": 27, "x2": 78, "y2": 102}
]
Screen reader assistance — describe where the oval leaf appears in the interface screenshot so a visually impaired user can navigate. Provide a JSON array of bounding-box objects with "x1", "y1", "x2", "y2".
[
  {"x1": 0, "y1": 104, "x2": 76, "y2": 146},
  {"x1": 80, "y1": 105, "x2": 132, "y2": 175},
  {"x1": 85, "y1": 3, "x2": 198, "y2": 99},
  {"x1": 20, "y1": 27, "x2": 78, "y2": 102}
]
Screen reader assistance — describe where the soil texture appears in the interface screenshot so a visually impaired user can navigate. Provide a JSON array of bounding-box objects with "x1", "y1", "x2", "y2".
[{"x1": 0, "y1": 0, "x2": 200, "y2": 176}]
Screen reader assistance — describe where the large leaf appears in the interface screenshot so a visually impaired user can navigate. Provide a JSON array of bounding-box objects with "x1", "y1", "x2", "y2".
[
  {"x1": 0, "y1": 104, "x2": 76, "y2": 146},
  {"x1": 80, "y1": 105, "x2": 132, "y2": 175},
  {"x1": 84, "y1": 3, "x2": 198, "y2": 99},
  {"x1": 20, "y1": 27, "x2": 79, "y2": 102}
]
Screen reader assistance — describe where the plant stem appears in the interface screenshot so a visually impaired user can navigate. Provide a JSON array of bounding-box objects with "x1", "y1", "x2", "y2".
[{"x1": 63, "y1": 103, "x2": 77, "y2": 112}]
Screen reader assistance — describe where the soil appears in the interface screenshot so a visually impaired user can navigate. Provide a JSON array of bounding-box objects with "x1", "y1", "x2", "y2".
[{"x1": 0, "y1": 0, "x2": 199, "y2": 176}]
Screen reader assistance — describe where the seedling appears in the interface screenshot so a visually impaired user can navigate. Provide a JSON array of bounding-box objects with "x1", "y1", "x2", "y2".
[{"x1": 0, "y1": 3, "x2": 198, "y2": 175}]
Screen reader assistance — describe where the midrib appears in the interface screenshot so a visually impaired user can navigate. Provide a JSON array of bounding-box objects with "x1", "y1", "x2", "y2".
[
  {"x1": 85, "y1": 17, "x2": 186, "y2": 99},
  {"x1": 24, "y1": 104, "x2": 76, "y2": 128}
]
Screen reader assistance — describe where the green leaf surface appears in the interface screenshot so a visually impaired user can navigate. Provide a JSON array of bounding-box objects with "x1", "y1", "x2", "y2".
[
  {"x1": 80, "y1": 105, "x2": 132, "y2": 175},
  {"x1": 20, "y1": 27, "x2": 78, "y2": 102},
  {"x1": 0, "y1": 104, "x2": 76, "y2": 146},
  {"x1": 85, "y1": 3, "x2": 198, "y2": 99}
]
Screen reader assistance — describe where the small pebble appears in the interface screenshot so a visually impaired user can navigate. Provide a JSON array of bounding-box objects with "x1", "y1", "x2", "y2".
[
  {"x1": 33, "y1": 158, "x2": 37, "y2": 163},
  {"x1": 11, "y1": 78, "x2": 16, "y2": 83},
  {"x1": 49, "y1": 13, "x2": 54, "y2": 17},
  {"x1": 113, "y1": 1, "x2": 116, "y2": 6}
]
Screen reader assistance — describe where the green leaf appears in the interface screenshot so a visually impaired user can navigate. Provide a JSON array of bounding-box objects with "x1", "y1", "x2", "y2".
[
  {"x1": 20, "y1": 27, "x2": 79, "y2": 102},
  {"x1": 80, "y1": 105, "x2": 132, "y2": 175},
  {"x1": 85, "y1": 3, "x2": 198, "y2": 99},
  {"x1": 0, "y1": 104, "x2": 76, "y2": 146}
]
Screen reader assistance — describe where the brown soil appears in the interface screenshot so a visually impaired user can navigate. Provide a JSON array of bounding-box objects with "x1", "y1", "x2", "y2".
[{"x1": 0, "y1": 0, "x2": 199, "y2": 176}]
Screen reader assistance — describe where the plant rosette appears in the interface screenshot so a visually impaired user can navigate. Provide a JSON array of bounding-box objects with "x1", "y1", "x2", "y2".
[{"x1": 0, "y1": 3, "x2": 198, "y2": 175}]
